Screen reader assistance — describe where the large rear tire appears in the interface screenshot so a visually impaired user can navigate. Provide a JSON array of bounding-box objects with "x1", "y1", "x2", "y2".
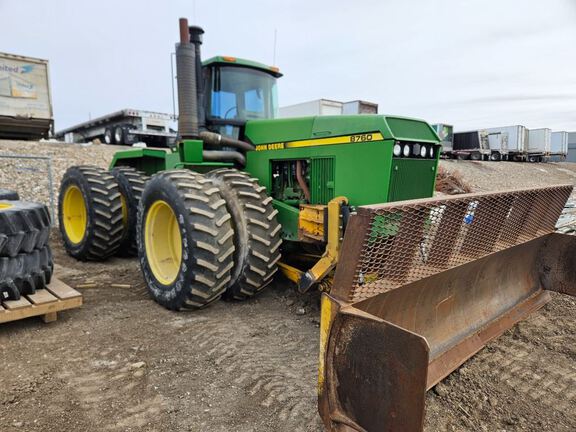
[
  {"x1": 111, "y1": 167, "x2": 149, "y2": 256},
  {"x1": 0, "y1": 245, "x2": 53, "y2": 301},
  {"x1": 208, "y1": 168, "x2": 282, "y2": 300},
  {"x1": 0, "y1": 201, "x2": 51, "y2": 257},
  {"x1": 138, "y1": 170, "x2": 235, "y2": 310},
  {"x1": 58, "y1": 166, "x2": 124, "y2": 261}
]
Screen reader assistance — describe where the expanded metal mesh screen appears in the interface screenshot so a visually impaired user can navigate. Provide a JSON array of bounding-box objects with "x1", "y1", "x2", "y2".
[{"x1": 341, "y1": 185, "x2": 572, "y2": 303}]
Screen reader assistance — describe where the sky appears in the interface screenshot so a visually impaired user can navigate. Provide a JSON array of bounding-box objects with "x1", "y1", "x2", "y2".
[{"x1": 2, "y1": 0, "x2": 576, "y2": 132}]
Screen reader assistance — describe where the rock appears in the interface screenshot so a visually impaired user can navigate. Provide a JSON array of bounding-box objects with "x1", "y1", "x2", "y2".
[
  {"x1": 295, "y1": 307, "x2": 306, "y2": 316},
  {"x1": 286, "y1": 299, "x2": 295, "y2": 307},
  {"x1": 129, "y1": 361, "x2": 146, "y2": 370},
  {"x1": 12, "y1": 421, "x2": 24, "y2": 427}
]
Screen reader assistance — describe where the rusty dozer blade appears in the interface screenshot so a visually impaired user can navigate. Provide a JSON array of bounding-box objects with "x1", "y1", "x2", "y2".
[{"x1": 318, "y1": 185, "x2": 576, "y2": 432}]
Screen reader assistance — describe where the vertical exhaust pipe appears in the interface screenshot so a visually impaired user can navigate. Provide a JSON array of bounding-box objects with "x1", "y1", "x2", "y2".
[{"x1": 176, "y1": 18, "x2": 204, "y2": 139}]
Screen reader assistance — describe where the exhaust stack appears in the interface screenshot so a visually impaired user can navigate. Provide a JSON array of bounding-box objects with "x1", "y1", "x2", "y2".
[{"x1": 175, "y1": 18, "x2": 204, "y2": 139}]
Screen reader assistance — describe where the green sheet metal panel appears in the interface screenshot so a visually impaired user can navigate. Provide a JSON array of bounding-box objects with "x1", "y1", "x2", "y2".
[{"x1": 387, "y1": 158, "x2": 437, "y2": 202}]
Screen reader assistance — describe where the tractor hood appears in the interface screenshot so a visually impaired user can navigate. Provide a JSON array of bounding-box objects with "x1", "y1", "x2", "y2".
[{"x1": 243, "y1": 115, "x2": 441, "y2": 146}]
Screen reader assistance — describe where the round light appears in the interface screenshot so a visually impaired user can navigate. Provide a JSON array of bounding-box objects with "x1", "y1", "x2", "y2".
[
  {"x1": 393, "y1": 143, "x2": 402, "y2": 157},
  {"x1": 403, "y1": 144, "x2": 411, "y2": 157},
  {"x1": 429, "y1": 146, "x2": 434, "y2": 158},
  {"x1": 420, "y1": 145, "x2": 428, "y2": 158}
]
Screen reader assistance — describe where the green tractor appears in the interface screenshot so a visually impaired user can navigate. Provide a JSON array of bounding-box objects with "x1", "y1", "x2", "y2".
[
  {"x1": 59, "y1": 17, "x2": 441, "y2": 309},
  {"x1": 57, "y1": 17, "x2": 576, "y2": 432}
]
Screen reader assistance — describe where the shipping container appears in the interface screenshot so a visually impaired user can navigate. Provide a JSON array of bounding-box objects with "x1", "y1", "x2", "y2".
[
  {"x1": 431, "y1": 123, "x2": 454, "y2": 154},
  {"x1": 527, "y1": 128, "x2": 551, "y2": 162},
  {"x1": 0, "y1": 52, "x2": 53, "y2": 139}
]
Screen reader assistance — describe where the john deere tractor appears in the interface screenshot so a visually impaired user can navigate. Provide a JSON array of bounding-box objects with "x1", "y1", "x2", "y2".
[
  {"x1": 59, "y1": 17, "x2": 441, "y2": 308},
  {"x1": 58, "y1": 18, "x2": 576, "y2": 432}
]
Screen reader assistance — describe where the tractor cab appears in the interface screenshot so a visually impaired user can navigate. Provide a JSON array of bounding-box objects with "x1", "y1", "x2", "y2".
[{"x1": 202, "y1": 56, "x2": 282, "y2": 139}]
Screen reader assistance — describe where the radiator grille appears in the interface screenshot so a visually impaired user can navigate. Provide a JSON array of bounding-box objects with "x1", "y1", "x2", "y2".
[{"x1": 310, "y1": 157, "x2": 335, "y2": 204}]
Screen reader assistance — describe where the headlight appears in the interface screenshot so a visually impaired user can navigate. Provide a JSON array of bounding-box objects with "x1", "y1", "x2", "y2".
[
  {"x1": 403, "y1": 144, "x2": 411, "y2": 157},
  {"x1": 429, "y1": 146, "x2": 434, "y2": 158},
  {"x1": 393, "y1": 143, "x2": 402, "y2": 157},
  {"x1": 420, "y1": 145, "x2": 428, "y2": 158}
]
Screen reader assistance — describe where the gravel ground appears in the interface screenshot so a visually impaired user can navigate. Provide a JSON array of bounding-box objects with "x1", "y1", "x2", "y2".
[
  {"x1": 0, "y1": 140, "x2": 574, "y2": 431},
  {"x1": 0, "y1": 140, "x2": 121, "y2": 220}
]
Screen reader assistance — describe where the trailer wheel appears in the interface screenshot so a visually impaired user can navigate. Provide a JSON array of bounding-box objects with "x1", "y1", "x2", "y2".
[
  {"x1": 0, "y1": 189, "x2": 19, "y2": 201},
  {"x1": 104, "y1": 128, "x2": 113, "y2": 145},
  {"x1": 58, "y1": 166, "x2": 124, "y2": 261},
  {"x1": 138, "y1": 170, "x2": 235, "y2": 310},
  {"x1": 528, "y1": 156, "x2": 538, "y2": 163},
  {"x1": 111, "y1": 167, "x2": 149, "y2": 256},
  {"x1": 470, "y1": 152, "x2": 482, "y2": 161},
  {"x1": 114, "y1": 126, "x2": 124, "y2": 145},
  {"x1": 0, "y1": 201, "x2": 51, "y2": 258},
  {"x1": 0, "y1": 245, "x2": 54, "y2": 301},
  {"x1": 490, "y1": 153, "x2": 501, "y2": 161},
  {"x1": 208, "y1": 168, "x2": 282, "y2": 300}
]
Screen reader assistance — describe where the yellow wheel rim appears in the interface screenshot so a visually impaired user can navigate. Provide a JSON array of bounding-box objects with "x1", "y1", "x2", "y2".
[
  {"x1": 145, "y1": 200, "x2": 182, "y2": 285},
  {"x1": 0, "y1": 203, "x2": 13, "y2": 210},
  {"x1": 62, "y1": 185, "x2": 87, "y2": 244},
  {"x1": 120, "y1": 193, "x2": 128, "y2": 227}
]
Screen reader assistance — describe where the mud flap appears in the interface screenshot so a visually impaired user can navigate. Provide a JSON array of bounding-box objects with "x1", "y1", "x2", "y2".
[{"x1": 319, "y1": 185, "x2": 576, "y2": 432}]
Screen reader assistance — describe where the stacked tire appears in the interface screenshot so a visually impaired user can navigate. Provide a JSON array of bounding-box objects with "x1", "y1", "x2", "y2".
[{"x1": 0, "y1": 189, "x2": 54, "y2": 301}]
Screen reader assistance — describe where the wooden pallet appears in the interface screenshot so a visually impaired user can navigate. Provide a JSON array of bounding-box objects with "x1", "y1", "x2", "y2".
[{"x1": 0, "y1": 278, "x2": 82, "y2": 324}]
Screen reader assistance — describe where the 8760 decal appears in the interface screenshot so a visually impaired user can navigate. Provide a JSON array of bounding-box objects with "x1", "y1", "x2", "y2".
[{"x1": 349, "y1": 134, "x2": 374, "y2": 143}]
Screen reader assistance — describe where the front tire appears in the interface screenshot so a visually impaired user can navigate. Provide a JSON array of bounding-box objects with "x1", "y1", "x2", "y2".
[
  {"x1": 138, "y1": 170, "x2": 235, "y2": 310},
  {"x1": 58, "y1": 166, "x2": 124, "y2": 260},
  {"x1": 111, "y1": 167, "x2": 149, "y2": 256}
]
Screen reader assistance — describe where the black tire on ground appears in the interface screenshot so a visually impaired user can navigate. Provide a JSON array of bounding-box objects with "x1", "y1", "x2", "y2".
[
  {"x1": 490, "y1": 153, "x2": 501, "y2": 161},
  {"x1": 0, "y1": 201, "x2": 51, "y2": 257},
  {"x1": 470, "y1": 152, "x2": 482, "y2": 161},
  {"x1": 138, "y1": 170, "x2": 235, "y2": 310},
  {"x1": 0, "y1": 245, "x2": 54, "y2": 301},
  {"x1": 207, "y1": 168, "x2": 282, "y2": 300},
  {"x1": 0, "y1": 189, "x2": 19, "y2": 200},
  {"x1": 111, "y1": 167, "x2": 149, "y2": 257},
  {"x1": 58, "y1": 166, "x2": 124, "y2": 261},
  {"x1": 104, "y1": 128, "x2": 113, "y2": 145},
  {"x1": 114, "y1": 126, "x2": 124, "y2": 145}
]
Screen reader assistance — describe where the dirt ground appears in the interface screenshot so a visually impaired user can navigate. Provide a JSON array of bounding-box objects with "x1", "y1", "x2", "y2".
[{"x1": 0, "y1": 142, "x2": 575, "y2": 431}]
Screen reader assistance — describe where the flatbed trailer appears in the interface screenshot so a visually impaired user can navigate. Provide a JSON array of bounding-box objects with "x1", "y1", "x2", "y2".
[{"x1": 55, "y1": 109, "x2": 176, "y2": 147}]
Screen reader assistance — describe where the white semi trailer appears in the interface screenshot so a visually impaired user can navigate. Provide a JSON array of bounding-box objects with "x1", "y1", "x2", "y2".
[{"x1": 0, "y1": 52, "x2": 53, "y2": 140}]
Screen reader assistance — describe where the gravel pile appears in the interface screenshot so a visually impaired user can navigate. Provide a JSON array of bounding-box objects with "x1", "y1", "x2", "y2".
[{"x1": 0, "y1": 140, "x2": 125, "y2": 221}]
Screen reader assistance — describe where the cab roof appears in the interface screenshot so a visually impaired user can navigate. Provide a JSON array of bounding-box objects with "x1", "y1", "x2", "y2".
[{"x1": 202, "y1": 56, "x2": 282, "y2": 78}]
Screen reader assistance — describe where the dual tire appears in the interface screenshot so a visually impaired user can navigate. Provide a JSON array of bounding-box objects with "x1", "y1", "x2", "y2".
[
  {"x1": 58, "y1": 166, "x2": 282, "y2": 310},
  {"x1": 58, "y1": 166, "x2": 148, "y2": 260}
]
